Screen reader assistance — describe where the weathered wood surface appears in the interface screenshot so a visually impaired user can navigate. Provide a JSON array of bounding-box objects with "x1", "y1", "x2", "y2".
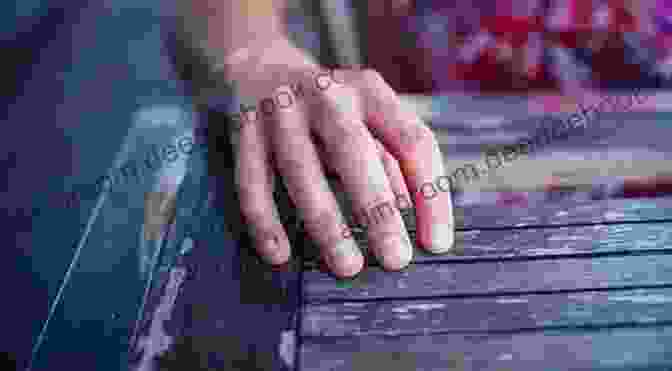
[
  {"x1": 451, "y1": 196, "x2": 672, "y2": 229},
  {"x1": 302, "y1": 197, "x2": 672, "y2": 268},
  {"x1": 298, "y1": 197, "x2": 672, "y2": 370},
  {"x1": 413, "y1": 222, "x2": 672, "y2": 262},
  {"x1": 302, "y1": 287, "x2": 672, "y2": 337},
  {"x1": 299, "y1": 325, "x2": 672, "y2": 371},
  {"x1": 304, "y1": 254, "x2": 672, "y2": 302},
  {"x1": 305, "y1": 222, "x2": 672, "y2": 269}
]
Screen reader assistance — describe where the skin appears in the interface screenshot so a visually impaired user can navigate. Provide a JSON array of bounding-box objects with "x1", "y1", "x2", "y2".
[{"x1": 180, "y1": 0, "x2": 455, "y2": 278}]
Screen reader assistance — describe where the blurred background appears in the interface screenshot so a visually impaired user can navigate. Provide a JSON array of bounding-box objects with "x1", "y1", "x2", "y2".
[
  {"x1": 324, "y1": 0, "x2": 672, "y2": 208},
  {"x1": 362, "y1": 0, "x2": 672, "y2": 94}
]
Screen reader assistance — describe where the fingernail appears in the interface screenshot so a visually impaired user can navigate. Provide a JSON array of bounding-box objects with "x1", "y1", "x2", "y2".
[
  {"x1": 326, "y1": 239, "x2": 363, "y2": 278},
  {"x1": 427, "y1": 222, "x2": 454, "y2": 254},
  {"x1": 375, "y1": 233, "x2": 413, "y2": 271}
]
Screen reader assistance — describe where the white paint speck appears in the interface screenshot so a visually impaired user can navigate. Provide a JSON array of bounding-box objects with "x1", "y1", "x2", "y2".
[
  {"x1": 497, "y1": 353, "x2": 514, "y2": 361},
  {"x1": 405, "y1": 303, "x2": 446, "y2": 311},
  {"x1": 133, "y1": 267, "x2": 187, "y2": 371},
  {"x1": 392, "y1": 307, "x2": 409, "y2": 313},
  {"x1": 496, "y1": 298, "x2": 529, "y2": 304},
  {"x1": 278, "y1": 330, "x2": 295, "y2": 368},
  {"x1": 548, "y1": 234, "x2": 591, "y2": 241}
]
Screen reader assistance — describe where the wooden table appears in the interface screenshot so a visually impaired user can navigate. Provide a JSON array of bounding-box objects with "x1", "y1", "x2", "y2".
[{"x1": 296, "y1": 197, "x2": 672, "y2": 370}]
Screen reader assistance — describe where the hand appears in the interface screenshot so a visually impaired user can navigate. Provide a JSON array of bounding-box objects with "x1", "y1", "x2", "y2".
[{"x1": 225, "y1": 39, "x2": 454, "y2": 278}]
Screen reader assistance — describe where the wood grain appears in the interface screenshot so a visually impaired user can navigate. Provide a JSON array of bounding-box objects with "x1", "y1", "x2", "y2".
[
  {"x1": 301, "y1": 197, "x2": 672, "y2": 268},
  {"x1": 298, "y1": 197, "x2": 672, "y2": 370},
  {"x1": 300, "y1": 325, "x2": 672, "y2": 371},
  {"x1": 303, "y1": 222, "x2": 672, "y2": 269},
  {"x1": 302, "y1": 287, "x2": 672, "y2": 337},
  {"x1": 303, "y1": 254, "x2": 672, "y2": 303},
  {"x1": 455, "y1": 196, "x2": 672, "y2": 229}
]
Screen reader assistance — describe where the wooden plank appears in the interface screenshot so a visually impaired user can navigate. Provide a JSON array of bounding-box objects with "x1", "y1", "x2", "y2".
[
  {"x1": 456, "y1": 196, "x2": 672, "y2": 229},
  {"x1": 421, "y1": 221, "x2": 672, "y2": 261},
  {"x1": 302, "y1": 287, "x2": 672, "y2": 337},
  {"x1": 334, "y1": 223, "x2": 672, "y2": 268},
  {"x1": 303, "y1": 254, "x2": 672, "y2": 303},
  {"x1": 299, "y1": 325, "x2": 672, "y2": 371}
]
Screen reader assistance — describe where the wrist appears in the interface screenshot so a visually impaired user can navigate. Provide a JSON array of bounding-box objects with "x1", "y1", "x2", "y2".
[{"x1": 191, "y1": 36, "x2": 321, "y2": 105}]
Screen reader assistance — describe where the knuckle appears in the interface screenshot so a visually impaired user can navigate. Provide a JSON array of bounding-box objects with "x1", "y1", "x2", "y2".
[
  {"x1": 360, "y1": 68, "x2": 385, "y2": 85},
  {"x1": 316, "y1": 83, "x2": 358, "y2": 107},
  {"x1": 274, "y1": 121, "x2": 306, "y2": 138},
  {"x1": 239, "y1": 200, "x2": 266, "y2": 225},
  {"x1": 330, "y1": 68, "x2": 349, "y2": 84},
  {"x1": 302, "y1": 209, "x2": 338, "y2": 234},
  {"x1": 331, "y1": 122, "x2": 371, "y2": 151},
  {"x1": 311, "y1": 81, "x2": 363, "y2": 120},
  {"x1": 315, "y1": 92, "x2": 364, "y2": 131}
]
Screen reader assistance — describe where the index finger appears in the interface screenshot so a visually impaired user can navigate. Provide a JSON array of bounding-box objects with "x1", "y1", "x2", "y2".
[{"x1": 336, "y1": 69, "x2": 455, "y2": 253}]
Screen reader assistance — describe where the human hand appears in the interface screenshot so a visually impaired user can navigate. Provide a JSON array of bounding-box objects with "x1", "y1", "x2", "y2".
[{"x1": 225, "y1": 39, "x2": 454, "y2": 278}]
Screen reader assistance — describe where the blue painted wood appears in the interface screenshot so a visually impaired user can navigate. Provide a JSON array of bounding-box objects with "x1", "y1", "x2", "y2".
[
  {"x1": 300, "y1": 325, "x2": 672, "y2": 370},
  {"x1": 301, "y1": 197, "x2": 672, "y2": 269},
  {"x1": 21, "y1": 1, "x2": 196, "y2": 370},
  {"x1": 302, "y1": 287, "x2": 672, "y2": 337},
  {"x1": 304, "y1": 221, "x2": 672, "y2": 269},
  {"x1": 127, "y1": 121, "x2": 302, "y2": 371},
  {"x1": 304, "y1": 254, "x2": 672, "y2": 302},
  {"x1": 298, "y1": 197, "x2": 672, "y2": 370}
]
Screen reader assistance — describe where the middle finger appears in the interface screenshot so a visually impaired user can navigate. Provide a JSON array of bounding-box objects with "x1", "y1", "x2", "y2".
[
  {"x1": 309, "y1": 82, "x2": 413, "y2": 271},
  {"x1": 268, "y1": 86, "x2": 364, "y2": 278}
]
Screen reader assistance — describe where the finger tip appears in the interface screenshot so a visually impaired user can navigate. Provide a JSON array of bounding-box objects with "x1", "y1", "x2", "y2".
[
  {"x1": 335, "y1": 258, "x2": 364, "y2": 279},
  {"x1": 375, "y1": 233, "x2": 414, "y2": 271},
  {"x1": 421, "y1": 227, "x2": 455, "y2": 255},
  {"x1": 326, "y1": 239, "x2": 365, "y2": 278},
  {"x1": 331, "y1": 254, "x2": 364, "y2": 278}
]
